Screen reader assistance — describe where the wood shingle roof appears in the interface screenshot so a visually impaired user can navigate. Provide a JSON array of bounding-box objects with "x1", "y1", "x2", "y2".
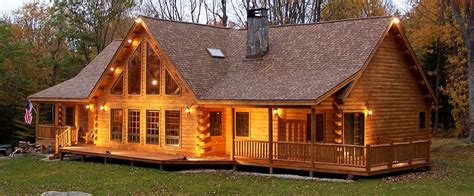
[{"x1": 30, "y1": 16, "x2": 393, "y2": 102}]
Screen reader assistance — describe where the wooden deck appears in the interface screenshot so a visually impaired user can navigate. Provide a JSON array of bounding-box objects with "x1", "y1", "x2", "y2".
[
  {"x1": 60, "y1": 145, "x2": 234, "y2": 165},
  {"x1": 59, "y1": 140, "x2": 430, "y2": 177}
]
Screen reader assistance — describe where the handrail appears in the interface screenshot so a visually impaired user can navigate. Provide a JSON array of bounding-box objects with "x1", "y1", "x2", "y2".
[
  {"x1": 233, "y1": 139, "x2": 430, "y2": 171},
  {"x1": 55, "y1": 126, "x2": 72, "y2": 154}
]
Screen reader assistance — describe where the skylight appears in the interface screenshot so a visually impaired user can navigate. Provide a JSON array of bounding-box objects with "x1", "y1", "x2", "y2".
[{"x1": 206, "y1": 48, "x2": 225, "y2": 58}]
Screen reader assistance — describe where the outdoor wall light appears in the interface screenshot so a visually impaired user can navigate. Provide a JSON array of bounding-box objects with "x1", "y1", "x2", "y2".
[
  {"x1": 185, "y1": 107, "x2": 191, "y2": 114},
  {"x1": 393, "y1": 17, "x2": 400, "y2": 24},
  {"x1": 110, "y1": 67, "x2": 115, "y2": 72},
  {"x1": 100, "y1": 105, "x2": 105, "y2": 111},
  {"x1": 127, "y1": 39, "x2": 132, "y2": 44},
  {"x1": 368, "y1": 110, "x2": 373, "y2": 115},
  {"x1": 273, "y1": 108, "x2": 278, "y2": 117}
]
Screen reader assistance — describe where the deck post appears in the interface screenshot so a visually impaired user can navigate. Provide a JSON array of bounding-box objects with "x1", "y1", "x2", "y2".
[
  {"x1": 35, "y1": 102, "x2": 40, "y2": 144},
  {"x1": 131, "y1": 160, "x2": 134, "y2": 167},
  {"x1": 268, "y1": 108, "x2": 273, "y2": 174},
  {"x1": 365, "y1": 144, "x2": 371, "y2": 173},
  {"x1": 408, "y1": 141, "x2": 413, "y2": 166},
  {"x1": 310, "y1": 108, "x2": 316, "y2": 169},
  {"x1": 159, "y1": 164, "x2": 164, "y2": 171},
  {"x1": 388, "y1": 141, "x2": 394, "y2": 169},
  {"x1": 231, "y1": 107, "x2": 235, "y2": 161}
]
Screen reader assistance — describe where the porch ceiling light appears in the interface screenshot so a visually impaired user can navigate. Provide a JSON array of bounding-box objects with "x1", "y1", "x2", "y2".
[
  {"x1": 273, "y1": 108, "x2": 278, "y2": 117},
  {"x1": 127, "y1": 39, "x2": 132, "y2": 44},
  {"x1": 110, "y1": 67, "x2": 115, "y2": 72},
  {"x1": 135, "y1": 18, "x2": 142, "y2": 24},
  {"x1": 368, "y1": 110, "x2": 373, "y2": 115},
  {"x1": 151, "y1": 79, "x2": 158, "y2": 86}
]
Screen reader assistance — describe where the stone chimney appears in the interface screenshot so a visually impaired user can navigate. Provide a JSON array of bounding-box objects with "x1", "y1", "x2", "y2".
[{"x1": 246, "y1": 8, "x2": 269, "y2": 59}]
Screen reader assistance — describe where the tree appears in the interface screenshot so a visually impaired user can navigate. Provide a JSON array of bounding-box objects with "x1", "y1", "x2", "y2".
[{"x1": 450, "y1": 0, "x2": 474, "y2": 143}]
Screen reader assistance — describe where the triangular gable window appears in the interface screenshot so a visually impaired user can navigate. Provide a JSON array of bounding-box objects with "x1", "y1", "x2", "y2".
[
  {"x1": 128, "y1": 43, "x2": 142, "y2": 95},
  {"x1": 165, "y1": 70, "x2": 181, "y2": 95},
  {"x1": 146, "y1": 43, "x2": 160, "y2": 95},
  {"x1": 111, "y1": 72, "x2": 124, "y2": 95}
]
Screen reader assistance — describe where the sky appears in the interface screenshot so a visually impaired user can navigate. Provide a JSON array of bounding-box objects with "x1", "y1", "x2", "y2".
[{"x1": 0, "y1": 0, "x2": 411, "y2": 16}]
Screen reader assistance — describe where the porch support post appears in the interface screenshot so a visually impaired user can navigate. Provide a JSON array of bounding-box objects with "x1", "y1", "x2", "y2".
[
  {"x1": 231, "y1": 107, "x2": 236, "y2": 171},
  {"x1": 268, "y1": 107, "x2": 273, "y2": 174},
  {"x1": 74, "y1": 104, "x2": 80, "y2": 144},
  {"x1": 35, "y1": 102, "x2": 40, "y2": 143},
  {"x1": 310, "y1": 108, "x2": 316, "y2": 173}
]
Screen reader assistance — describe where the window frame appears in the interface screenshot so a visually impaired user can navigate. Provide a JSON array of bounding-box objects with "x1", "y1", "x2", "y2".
[
  {"x1": 165, "y1": 110, "x2": 181, "y2": 146},
  {"x1": 65, "y1": 106, "x2": 75, "y2": 126},
  {"x1": 127, "y1": 109, "x2": 141, "y2": 144},
  {"x1": 110, "y1": 109, "x2": 123, "y2": 142},
  {"x1": 306, "y1": 113, "x2": 325, "y2": 143},
  {"x1": 164, "y1": 68, "x2": 181, "y2": 96},
  {"x1": 127, "y1": 42, "x2": 142, "y2": 96},
  {"x1": 146, "y1": 109, "x2": 160, "y2": 145},
  {"x1": 419, "y1": 112, "x2": 426, "y2": 129},
  {"x1": 146, "y1": 42, "x2": 161, "y2": 95},
  {"x1": 342, "y1": 111, "x2": 365, "y2": 146},
  {"x1": 110, "y1": 72, "x2": 124, "y2": 96},
  {"x1": 235, "y1": 111, "x2": 250, "y2": 137},
  {"x1": 209, "y1": 111, "x2": 223, "y2": 136}
]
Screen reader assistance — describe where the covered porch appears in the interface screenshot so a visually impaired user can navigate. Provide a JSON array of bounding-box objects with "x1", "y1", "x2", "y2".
[{"x1": 34, "y1": 102, "x2": 94, "y2": 153}]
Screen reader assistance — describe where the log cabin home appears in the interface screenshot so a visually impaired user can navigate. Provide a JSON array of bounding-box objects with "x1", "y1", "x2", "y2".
[{"x1": 29, "y1": 9, "x2": 436, "y2": 177}]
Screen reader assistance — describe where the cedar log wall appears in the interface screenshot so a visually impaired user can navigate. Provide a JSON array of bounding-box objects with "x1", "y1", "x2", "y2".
[
  {"x1": 317, "y1": 31, "x2": 431, "y2": 144},
  {"x1": 93, "y1": 33, "x2": 198, "y2": 157}
]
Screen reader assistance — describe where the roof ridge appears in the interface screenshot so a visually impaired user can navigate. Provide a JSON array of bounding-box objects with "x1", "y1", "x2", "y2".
[
  {"x1": 139, "y1": 15, "x2": 232, "y2": 30},
  {"x1": 267, "y1": 15, "x2": 393, "y2": 29}
]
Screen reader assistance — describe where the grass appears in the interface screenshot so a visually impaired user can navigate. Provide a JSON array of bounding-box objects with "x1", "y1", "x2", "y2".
[{"x1": 0, "y1": 138, "x2": 473, "y2": 195}]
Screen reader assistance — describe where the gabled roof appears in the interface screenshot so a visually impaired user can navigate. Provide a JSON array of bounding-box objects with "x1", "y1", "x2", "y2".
[
  {"x1": 143, "y1": 16, "x2": 392, "y2": 101},
  {"x1": 31, "y1": 16, "x2": 435, "y2": 104},
  {"x1": 29, "y1": 41, "x2": 121, "y2": 101}
]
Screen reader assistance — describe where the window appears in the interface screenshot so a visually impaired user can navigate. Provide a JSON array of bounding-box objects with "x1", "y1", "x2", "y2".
[
  {"x1": 128, "y1": 43, "x2": 141, "y2": 95},
  {"x1": 343, "y1": 113, "x2": 364, "y2": 145},
  {"x1": 235, "y1": 112, "x2": 249, "y2": 137},
  {"x1": 165, "y1": 70, "x2": 181, "y2": 95},
  {"x1": 146, "y1": 43, "x2": 160, "y2": 95},
  {"x1": 419, "y1": 112, "x2": 426, "y2": 129},
  {"x1": 306, "y1": 114, "x2": 324, "y2": 142},
  {"x1": 165, "y1": 110, "x2": 180, "y2": 145},
  {"x1": 146, "y1": 110, "x2": 160, "y2": 144},
  {"x1": 128, "y1": 109, "x2": 140, "y2": 143},
  {"x1": 110, "y1": 109, "x2": 123, "y2": 141},
  {"x1": 39, "y1": 103, "x2": 54, "y2": 124},
  {"x1": 210, "y1": 112, "x2": 222, "y2": 136},
  {"x1": 65, "y1": 107, "x2": 74, "y2": 126},
  {"x1": 111, "y1": 73, "x2": 124, "y2": 95}
]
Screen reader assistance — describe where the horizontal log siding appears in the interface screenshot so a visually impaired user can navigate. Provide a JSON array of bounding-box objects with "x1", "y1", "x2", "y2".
[
  {"x1": 337, "y1": 32, "x2": 431, "y2": 144},
  {"x1": 93, "y1": 36, "x2": 198, "y2": 157}
]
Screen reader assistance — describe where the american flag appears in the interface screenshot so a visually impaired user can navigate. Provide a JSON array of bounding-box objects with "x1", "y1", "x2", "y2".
[{"x1": 24, "y1": 99, "x2": 33, "y2": 125}]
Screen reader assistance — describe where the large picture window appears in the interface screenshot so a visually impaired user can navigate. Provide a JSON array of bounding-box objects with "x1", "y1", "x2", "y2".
[
  {"x1": 110, "y1": 109, "x2": 123, "y2": 141},
  {"x1": 128, "y1": 43, "x2": 141, "y2": 95},
  {"x1": 235, "y1": 112, "x2": 249, "y2": 137},
  {"x1": 165, "y1": 70, "x2": 181, "y2": 95},
  {"x1": 146, "y1": 43, "x2": 160, "y2": 95},
  {"x1": 146, "y1": 110, "x2": 160, "y2": 144},
  {"x1": 128, "y1": 109, "x2": 140, "y2": 143},
  {"x1": 210, "y1": 112, "x2": 222, "y2": 136},
  {"x1": 165, "y1": 110, "x2": 180, "y2": 145},
  {"x1": 343, "y1": 113, "x2": 364, "y2": 145}
]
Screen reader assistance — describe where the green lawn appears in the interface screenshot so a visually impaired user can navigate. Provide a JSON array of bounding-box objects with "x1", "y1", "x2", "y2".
[{"x1": 1, "y1": 138, "x2": 473, "y2": 195}]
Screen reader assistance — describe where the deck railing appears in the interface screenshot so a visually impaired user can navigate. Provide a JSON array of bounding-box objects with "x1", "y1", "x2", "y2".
[
  {"x1": 234, "y1": 139, "x2": 430, "y2": 172},
  {"x1": 55, "y1": 126, "x2": 77, "y2": 154}
]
